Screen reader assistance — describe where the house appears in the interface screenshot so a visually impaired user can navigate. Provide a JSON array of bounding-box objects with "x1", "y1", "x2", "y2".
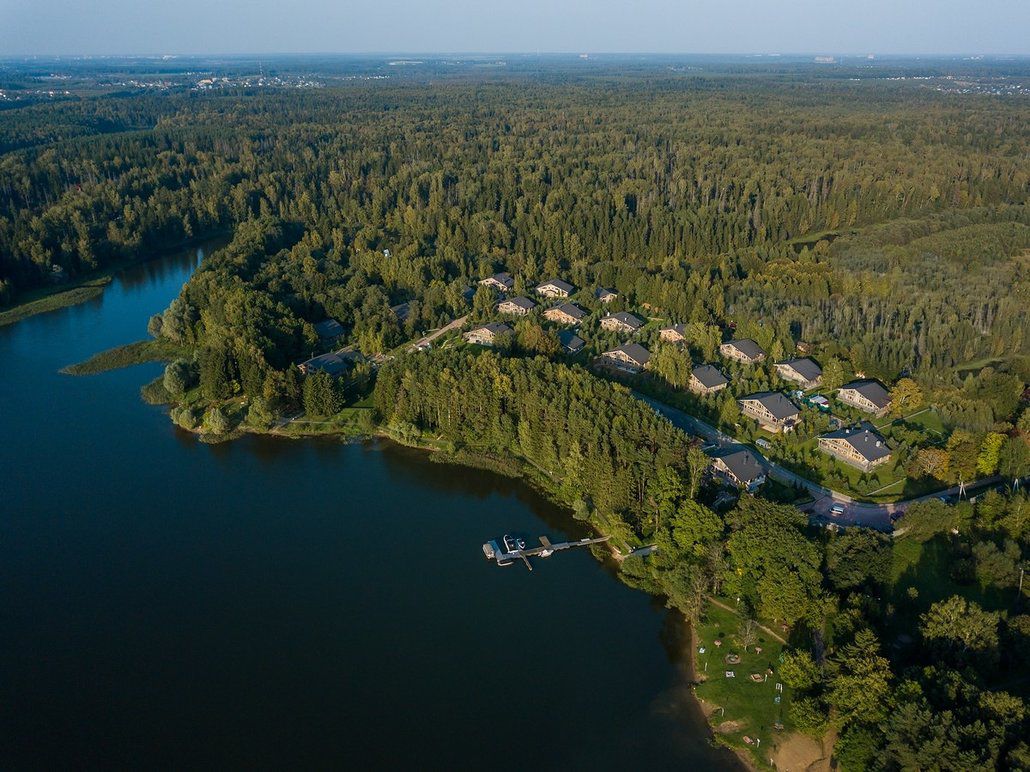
[
  {"x1": 597, "y1": 342, "x2": 651, "y2": 374},
  {"x1": 600, "y1": 311, "x2": 644, "y2": 334},
  {"x1": 463, "y1": 322, "x2": 512, "y2": 346},
  {"x1": 689, "y1": 365, "x2": 729, "y2": 395},
  {"x1": 739, "y1": 392, "x2": 801, "y2": 433},
  {"x1": 710, "y1": 448, "x2": 767, "y2": 492},
  {"x1": 775, "y1": 358, "x2": 823, "y2": 389},
  {"x1": 837, "y1": 379, "x2": 891, "y2": 416},
  {"x1": 558, "y1": 329, "x2": 586, "y2": 354},
  {"x1": 299, "y1": 352, "x2": 351, "y2": 378},
  {"x1": 719, "y1": 338, "x2": 767, "y2": 364},
  {"x1": 595, "y1": 288, "x2": 618, "y2": 303},
  {"x1": 479, "y1": 272, "x2": 515, "y2": 292},
  {"x1": 313, "y1": 318, "x2": 344, "y2": 340},
  {"x1": 536, "y1": 278, "x2": 575, "y2": 298},
  {"x1": 544, "y1": 302, "x2": 588, "y2": 325},
  {"x1": 818, "y1": 423, "x2": 892, "y2": 472},
  {"x1": 497, "y1": 296, "x2": 537, "y2": 316},
  {"x1": 659, "y1": 324, "x2": 688, "y2": 344},
  {"x1": 390, "y1": 303, "x2": 410, "y2": 322}
]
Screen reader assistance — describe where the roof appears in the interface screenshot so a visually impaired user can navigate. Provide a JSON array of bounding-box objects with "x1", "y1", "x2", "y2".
[
  {"x1": 471, "y1": 322, "x2": 513, "y2": 336},
  {"x1": 558, "y1": 329, "x2": 585, "y2": 352},
  {"x1": 777, "y1": 357, "x2": 822, "y2": 381},
  {"x1": 595, "y1": 287, "x2": 618, "y2": 299},
  {"x1": 712, "y1": 448, "x2": 766, "y2": 485},
  {"x1": 725, "y1": 338, "x2": 766, "y2": 359},
  {"x1": 313, "y1": 318, "x2": 344, "y2": 338},
  {"x1": 538, "y1": 278, "x2": 574, "y2": 293},
  {"x1": 552, "y1": 302, "x2": 587, "y2": 320},
  {"x1": 607, "y1": 311, "x2": 644, "y2": 330},
  {"x1": 741, "y1": 391, "x2": 800, "y2": 420},
  {"x1": 481, "y1": 271, "x2": 514, "y2": 287},
  {"x1": 840, "y1": 379, "x2": 891, "y2": 409},
  {"x1": 821, "y1": 423, "x2": 891, "y2": 463},
  {"x1": 300, "y1": 352, "x2": 351, "y2": 377},
  {"x1": 662, "y1": 323, "x2": 688, "y2": 336},
  {"x1": 608, "y1": 342, "x2": 651, "y2": 366},
  {"x1": 691, "y1": 364, "x2": 729, "y2": 389},
  {"x1": 501, "y1": 296, "x2": 537, "y2": 311}
]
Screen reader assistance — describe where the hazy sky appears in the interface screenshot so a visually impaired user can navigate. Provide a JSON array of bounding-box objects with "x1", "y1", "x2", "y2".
[{"x1": 3, "y1": 0, "x2": 1028, "y2": 56}]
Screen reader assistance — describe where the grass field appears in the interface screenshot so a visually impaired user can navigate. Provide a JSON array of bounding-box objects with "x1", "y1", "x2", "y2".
[
  {"x1": 62, "y1": 338, "x2": 186, "y2": 375},
  {"x1": 693, "y1": 600, "x2": 793, "y2": 768},
  {"x1": 0, "y1": 277, "x2": 111, "y2": 328}
]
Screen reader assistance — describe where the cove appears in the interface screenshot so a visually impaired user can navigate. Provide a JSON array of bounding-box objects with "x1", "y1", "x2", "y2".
[{"x1": 0, "y1": 241, "x2": 739, "y2": 770}]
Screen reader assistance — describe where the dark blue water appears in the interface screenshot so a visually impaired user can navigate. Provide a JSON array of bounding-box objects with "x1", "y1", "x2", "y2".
[{"x1": 0, "y1": 243, "x2": 737, "y2": 770}]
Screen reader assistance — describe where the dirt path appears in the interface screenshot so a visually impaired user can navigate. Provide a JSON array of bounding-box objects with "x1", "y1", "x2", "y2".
[
  {"x1": 706, "y1": 595, "x2": 788, "y2": 645},
  {"x1": 410, "y1": 314, "x2": 468, "y2": 350}
]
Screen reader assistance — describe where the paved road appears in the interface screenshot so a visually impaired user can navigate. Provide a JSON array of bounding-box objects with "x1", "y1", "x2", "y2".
[
  {"x1": 637, "y1": 393, "x2": 1003, "y2": 532},
  {"x1": 409, "y1": 314, "x2": 468, "y2": 352}
]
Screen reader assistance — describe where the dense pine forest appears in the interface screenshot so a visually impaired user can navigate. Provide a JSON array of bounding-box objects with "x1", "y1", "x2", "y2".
[{"x1": 2, "y1": 60, "x2": 1028, "y2": 769}]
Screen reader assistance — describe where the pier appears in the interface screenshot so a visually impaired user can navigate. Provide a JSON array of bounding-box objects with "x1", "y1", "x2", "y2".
[{"x1": 482, "y1": 534, "x2": 610, "y2": 571}]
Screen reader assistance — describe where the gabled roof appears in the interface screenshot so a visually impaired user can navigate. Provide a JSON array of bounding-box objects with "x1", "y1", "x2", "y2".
[
  {"x1": 606, "y1": 311, "x2": 644, "y2": 330},
  {"x1": 840, "y1": 379, "x2": 891, "y2": 409},
  {"x1": 661, "y1": 323, "x2": 688, "y2": 336},
  {"x1": 741, "y1": 391, "x2": 800, "y2": 420},
  {"x1": 711, "y1": 447, "x2": 766, "y2": 485},
  {"x1": 608, "y1": 342, "x2": 651, "y2": 366},
  {"x1": 558, "y1": 329, "x2": 585, "y2": 353},
  {"x1": 691, "y1": 364, "x2": 729, "y2": 389},
  {"x1": 551, "y1": 302, "x2": 587, "y2": 320},
  {"x1": 537, "y1": 278, "x2": 574, "y2": 293},
  {"x1": 821, "y1": 423, "x2": 891, "y2": 464},
  {"x1": 777, "y1": 357, "x2": 822, "y2": 381},
  {"x1": 300, "y1": 352, "x2": 351, "y2": 377},
  {"x1": 725, "y1": 338, "x2": 766, "y2": 359},
  {"x1": 471, "y1": 322, "x2": 513, "y2": 336},
  {"x1": 480, "y1": 271, "x2": 514, "y2": 287},
  {"x1": 500, "y1": 296, "x2": 537, "y2": 311},
  {"x1": 313, "y1": 318, "x2": 344, "y2": 339},
  {"x1": 595, "y1": 287, "x2": 618, "y2": 299}
]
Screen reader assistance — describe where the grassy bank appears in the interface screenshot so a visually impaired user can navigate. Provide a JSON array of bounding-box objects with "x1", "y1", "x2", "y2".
[
  {"x1": 62, "y1": 338, "x2": 186, "y2": 375},
  {"x1": 0, "y1": 277, "x2": 112, "y2": 328}
]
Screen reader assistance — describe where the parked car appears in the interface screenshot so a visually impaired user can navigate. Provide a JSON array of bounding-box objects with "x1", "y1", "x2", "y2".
[{"x1": 829, "y1": 503, "x2": 846, "y2": 517}]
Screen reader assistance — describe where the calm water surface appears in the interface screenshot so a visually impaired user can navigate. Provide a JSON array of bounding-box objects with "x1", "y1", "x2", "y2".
[{"x1": 0, "y1": 243, "x2": 738, "y2": 770}]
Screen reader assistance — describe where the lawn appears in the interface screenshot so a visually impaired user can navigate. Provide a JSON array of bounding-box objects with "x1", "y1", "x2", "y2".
[
  {"x1": 693, "y1": 599, "x2": 793, "y2": 768},
  {"x1": 0, "y1": 277, "x2": 111, "y2": 328},
  {"x1": 62, "y1": 338, "x2": 186, "y2": 375}
]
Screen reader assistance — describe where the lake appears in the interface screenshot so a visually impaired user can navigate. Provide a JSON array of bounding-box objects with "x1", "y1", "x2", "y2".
[{"x1": 0, "y1": 242, "x2": 738, "y2": 770}]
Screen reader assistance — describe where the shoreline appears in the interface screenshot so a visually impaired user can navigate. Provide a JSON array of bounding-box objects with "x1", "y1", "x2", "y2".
[{"x1": 0, "y1": 230, "x2": 230, "y2": 329}]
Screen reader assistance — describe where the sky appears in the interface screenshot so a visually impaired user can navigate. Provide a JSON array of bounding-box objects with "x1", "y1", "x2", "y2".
[{"x1": 2, "y1": 0, "x2": 1028, "y2": 57}]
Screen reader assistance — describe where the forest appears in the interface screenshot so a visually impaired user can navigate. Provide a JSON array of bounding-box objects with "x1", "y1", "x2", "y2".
[{"x1": 2, "y1": 63, "x2": 1028, "y2": 768}]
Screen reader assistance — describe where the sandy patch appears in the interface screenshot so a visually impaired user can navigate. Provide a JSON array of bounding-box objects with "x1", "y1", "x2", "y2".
[{"x1": 770, "y1": 731, "x2": 833, "y2": 772}]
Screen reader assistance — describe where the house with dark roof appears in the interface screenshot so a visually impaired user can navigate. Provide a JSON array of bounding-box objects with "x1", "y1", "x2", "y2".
[
  {"x1": 313, "y1": 318, "x2": 345, "y2": 340},
  {"x1": 558, "y1": 329, "x2": 585, "y2": 354},
  {"x1": 463, "y1": 322, "x2": 512, "y2": 346},
  {"x1": 739, "y1": 392, "x2": 801, "y2": 433},
  {"x1": 659, "y1": 324, "x2": 688, "y2": 344},
  {"x1": 595, "y1": 288, "x2": 618, "y2": 303},
  {"x1": 818, "y1": 423, "x2": 892, "y2": 472},
  {"x1": 479, "y1": 272, "x2": 514, "y2": 292},
  {"x1": 299, "y1": 352, "x2": 352, "y2": 378},
  {"x1": 719, "y1": 338, "x2": 767, "y2": 365},
  {"x1": 597, "y1": 342, "x2": 651, "y2": 373},
  {"x1": 600, "y1": 311, "x2": 644, "y2": 334},
  {"x1": 689, "y1": 364, "x2": 729, "y2": 395},
  {"x1": 536, "y1": 278, "x2": 574, "y2": 299},
  {"x1": 775, "y1": 357, "x2": 823, "y2": 389},
  {"x1": 497, "y1": 296, "x2": 537, "y2": 316},
  {"x1": 544, "y1": 302, "x2": 587, "y2": 325},
  {"x1": 837, "y1": 379, "x2": 891, "y2": 416},
  {"x1": 710, "y1": 447, "x2": 767, "y2": 492}
]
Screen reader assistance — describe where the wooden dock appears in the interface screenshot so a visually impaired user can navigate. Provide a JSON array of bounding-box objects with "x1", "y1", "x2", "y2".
[{"x1": 482, "y1": 534, "x2": 610, "y2": 571}]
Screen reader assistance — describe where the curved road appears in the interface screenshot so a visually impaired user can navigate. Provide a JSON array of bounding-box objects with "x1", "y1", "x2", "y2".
[{"x1": 638, "y1": 394, "x2": 1003, "y2": 532}]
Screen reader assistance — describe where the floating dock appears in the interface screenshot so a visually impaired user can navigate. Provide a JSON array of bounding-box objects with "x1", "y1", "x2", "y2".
[{"x1": 482, "y1": 534, "x2": 610, "y2": 571}]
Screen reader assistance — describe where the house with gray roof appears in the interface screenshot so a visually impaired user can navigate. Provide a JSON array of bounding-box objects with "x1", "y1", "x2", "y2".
[
  {"x1": 536, "y1": 278, "x2": 575, "y2": 298},
  {"x1": 775, "y1": 357, "x2": 823, "y2": 389},
  {"x1": 720, "y1": 338, "x2": 767, "y2": 365},
  {"x1": 463, "y1": 322, "x2": 513, "y2": 347},
  {"x1": 739, "y1": 391, "x2": 801, "y2": 433},
  {"x1": 595, "y1": 287, "x2": 618, "y2": 303},
  {"x1": 597, "y1": 342, "x2": 651, "y2": 373},
  {"x1": 818, "y1": 423, "x2": 891, "y2": 472},
  {"x1": 497, "y1": 296, "x2": 537, "y2": 316},
  {"x1": 837, "y1": 379, "x2": 891, "y2": 416},
  {"x1": 710, "y1": 447, "x2": 767, "y2": 491},
  {"x1": 688, "y1": 364, "x2": 729, "y2": 395},
  {"x1": 558, "y1": 329, "x2": 585, "y2": 354},
  {"x1": 660, "y1": 324, "x2": 688, "y2": 344},
  {"x1": 299, "y1": 352, "x2": 352, "y2": 378},
  {"x1": 479, "y1": 272, "x2": 515, "y2": 292},
  {"x1": 600, "y1": 311, "x2": 644, "y2": 334},
  {"x1": 313, "y1": 318, "x2": 345, "y2": 340},
  {"x1": 544, "y1": 302, "x2": 587, "y2": 325}
]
